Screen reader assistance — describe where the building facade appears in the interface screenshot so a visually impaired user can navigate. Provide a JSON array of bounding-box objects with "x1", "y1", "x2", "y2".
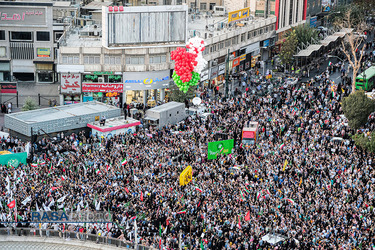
[
  {"x1": 0, "y1": 1, "x2": 54, "y2": 83},
  {"x1": 56, "y1": 5, "x2": 276, "y2": 106}
]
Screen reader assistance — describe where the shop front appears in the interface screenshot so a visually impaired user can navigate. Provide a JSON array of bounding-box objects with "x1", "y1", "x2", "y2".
[
  {"x1": 82, "y1": 71, "x2": 123, "y2": 106},
  {"x1": 60, "y1": 73, "x2": 81, "y2": 105},
  {"x1": 123, "y1": 70, "x2": 171, "y2": 106},
  {"x1": 34, "y1": 48, "x2": 54, "y2": 83}
]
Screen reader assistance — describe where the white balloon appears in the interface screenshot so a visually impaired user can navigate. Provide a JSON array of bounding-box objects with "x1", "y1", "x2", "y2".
[{"x1": 194, "y1": 54, "x2": 207, "y2": 74}]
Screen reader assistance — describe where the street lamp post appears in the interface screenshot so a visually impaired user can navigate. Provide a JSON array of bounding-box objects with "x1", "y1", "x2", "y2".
[{"x1": 225, "y1": 49, "x2": 230, "y2": 99}]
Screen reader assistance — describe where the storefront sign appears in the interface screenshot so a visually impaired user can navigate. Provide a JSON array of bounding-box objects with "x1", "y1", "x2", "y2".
[
  {"x1": 228, "y1": 8, "x2": 250, "y2": 24},
  {"x1": 61, "y1": 73, "x2": 81, "y2": 94},
  {"x1": 243, "y1": 42, "x2": 260, "y2": 54},
  {"x1": 263, "y1": 40, "x2": 270, "y2": 48},
  {"x1": 82, "y1": 83, "x2": 123, "y2": 93},
  {"x1": 123, "y1": 70, "x2": 170, "y2": 90},
  {"x1": 0, "y1": 82, "x2": 17, "y2": 94},
  {"x1": 239, "y1": 64, "x2": 244, "y2": 71},
  {"x1": 210, "y1": 66, "x2": 218, "y2": 79},
  {"x1": 37, "y1": 48, "x2": 50, "y2": 58},
  {"x1": 310, "y1": 16, "x2": 317, "y2": 28},
  {"x1": 232, "y1": 58, "x2": 240, "y2": 68},
  {"x1": 218, "y1": 64, "x2": 226, "y2": 75},
  {"x1": 240, "y1": 54, "x2": 246, "y2": 61},
  {"x1": 0, "y1": 7, "x2": 46, "y2": 26},
  {"x1": 201, "y1": 70, "x2": 209, "y2": 81},
  {"x1": 93, "y1": 71, "x2": 113, "y2": 75},
  {"x1": 245, "y1": 62, "x2": 250, "y2": 70}
]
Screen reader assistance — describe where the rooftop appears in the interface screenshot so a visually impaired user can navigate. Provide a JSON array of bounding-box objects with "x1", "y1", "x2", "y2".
[
  {"x1": 87, "y1": 117, "x2": 140, "y2": 132},
  {"x1": 147, "y1": 101, "x2": 184, "y2": 112},
  {"x1": 7, "y1": 101, "x2": 119, "y2": 124}
]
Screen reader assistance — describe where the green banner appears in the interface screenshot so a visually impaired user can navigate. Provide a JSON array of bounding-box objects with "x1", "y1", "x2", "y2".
[
  {"x1": 0, "y1": 152, "x2": 27, "y2": 167},
  {"x1": 207, "y1": 139, "x2": 234, "y2": 160}
]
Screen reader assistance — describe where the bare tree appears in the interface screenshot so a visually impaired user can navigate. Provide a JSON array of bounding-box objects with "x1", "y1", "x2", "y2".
[{"x1": 338, "y1": 10, "x2": 367, "y2": 93}]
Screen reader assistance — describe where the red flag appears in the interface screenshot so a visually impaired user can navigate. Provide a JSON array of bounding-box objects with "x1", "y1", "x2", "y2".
[
  {"x1": 125, "y1": 187, "x2": 129, "y2": 193},
  {"x1": 245, "y1": 211, "x2": 250, "y2": 221},
  {"x1": 7, "y1": 200, "x2": 16, "y2": 209},
  {"x1": 63, "y1": 224, "x2": 65, "y2": 233},
  {"x1": 159, "y1": 239, "x2": 162, "y2": 249},
  {"x1": 140, "y1": 192, "x2": 144, "y2": 202},
  {"x1": 51, "y1": 186, "x2": 62, "y2": 191},
  {"x1": 166, "y1": 219, "x2": 169, "y2": 226}
]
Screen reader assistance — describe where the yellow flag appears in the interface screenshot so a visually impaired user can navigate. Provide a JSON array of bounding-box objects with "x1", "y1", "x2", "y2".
[
  {"x1": 299, "y1": 177, "x2": 302, "y2": 186},
  {"x1": 282, "y1": 159, "x2": 288, "y2": 171},
  {"x1": 179, "y1": 165, "x2": 193, "y2": 186}
]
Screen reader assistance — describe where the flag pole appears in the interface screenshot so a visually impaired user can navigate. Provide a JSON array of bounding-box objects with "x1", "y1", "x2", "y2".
[{"x1": 134, "y1": 219, "x2": 138, "y2": 250}]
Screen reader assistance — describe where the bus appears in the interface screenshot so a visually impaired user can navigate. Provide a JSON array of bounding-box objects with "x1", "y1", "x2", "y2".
[
  {"x1": 242, "y1": 121, "x2": 259, "y2": 145},
  {"x1": 355, "y1": 66, "x2": 375, "y2": 91}
]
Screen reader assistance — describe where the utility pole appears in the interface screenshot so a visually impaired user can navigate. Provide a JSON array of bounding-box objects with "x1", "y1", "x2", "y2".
[{"x1": 225, "y1": 49, "x2": 230, "y2": 99}]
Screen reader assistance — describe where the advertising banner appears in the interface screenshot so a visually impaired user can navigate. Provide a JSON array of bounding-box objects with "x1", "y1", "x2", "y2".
[
  {"x1": 123, "y1": 70, "x2": 170, "y2": 90},
  {"x1": 0, "y1": 82, "x2": 17, "y2": 94},
  {"x1": 61, "y1": 74, "x2": 81, "y2": 94},
  {"x1": 0, "y1": 152, "x2": 27, "y2": 167},
  {"x1": 37, "y1": 48, "x2": 50, "y2": 58},
  {"x1": 207, "y1": 139, "x2": 234, "y2": 160},
  {"x1": 179, "y1": 165, "x2": 192, "y2": 186},
  {"x1": 0, "y1": 7, "x2": 46, "y2": 26},
  {"x1": 82, "y1": 83, "x2": 123, "y2": 93},
  {"x1": 228, "y1": 8, "x2": 250, "y2": 24}
]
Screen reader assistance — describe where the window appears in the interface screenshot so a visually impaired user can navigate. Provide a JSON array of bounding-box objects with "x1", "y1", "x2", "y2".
[
  {"x1": 247, "y1": 31, "x2": 252, "y2": 40},
  {"x1": 55, "y1": 32, "x2": 63, "y2": 42},
  {"x1": 104, "y1": 56, "x2": 121, "y2": 65},
  {"x1": 231, "y1": 36, "x2": 238, "y2": 45},
  {"x1": 11, "y1": 31, "x2": 32, "y2": 41},
  {"x1": 150, "y1": 54, "x2": 166, "y2": 64},
  {"x1": 62, "y1": 55, "x2": 80, "y2": 64},
  {"x1": 265, "y1": 26, "x2": 268, "y2": 33},
  {"x1": 0, "y1": 30, "x2": 5, "y2": 40},
  {"x1": 36, "y1": 31, "x2": 50, "y2": 41},
  {"x1": 0, "y1": 47, "x2": 5, "y2": 57},
  {"x1": 125, "y1": 56, "x2": 145, "y2": 65},
  {"x1": 84, "y1": 55, "x2": 101, "y2": 64},
  {"x1": 225, "y1": 39, "x2": 231, "y2": 47},
  {"x1": 203, "y1": 46, "x2": 209, "y2": 55},
  {"x1": 253, "y1": 30, "x2": 257, "y2": 37},
  {"x1": 259, "y1": 28, "x2": 263, "y2": 35},
  {"x1": 219, "y1": 42, "x2": 224, "y2": 50},
  {"x1": 241, "y1": 33, "x2": 246, "y2": 42},
  {"x1": 200, "y1": 3, "x2": 207, "y2": 10}
]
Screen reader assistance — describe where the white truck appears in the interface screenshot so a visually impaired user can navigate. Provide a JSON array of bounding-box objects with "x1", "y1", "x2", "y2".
[{"x1": 144, "y1": 102, "x2": 187, "y2": 129}]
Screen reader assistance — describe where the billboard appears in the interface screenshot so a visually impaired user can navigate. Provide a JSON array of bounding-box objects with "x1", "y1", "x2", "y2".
[
  {"x1": 0, "y1": 7, "x2": 46, "y2": 26},
  {"x1": 103, "y1": 5, "x2": 187, "y2": 47},
  {"x1": 82, "y1": 83, "x2": 123, "y2": 93},
  {"x1": 123, "y1": 70, "x2": 170, "y2": 90},
  {"x1": 228, "y1": 8, "x2": 250, "y2": 24},
  {"x1": 37, "y1": 48, "x2": 50, "y2": 58},
  {"x1": 207, "y1": 139, "x2": 234, "y2": 160}
]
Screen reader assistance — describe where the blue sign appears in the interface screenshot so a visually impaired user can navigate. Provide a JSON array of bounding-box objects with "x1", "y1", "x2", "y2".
[
  {"x1": 263, "y1": 40, "x2": 270, "y2": 48},
  {"x1": 310, "y1": 16, "x2": 317, "y2": 28}
]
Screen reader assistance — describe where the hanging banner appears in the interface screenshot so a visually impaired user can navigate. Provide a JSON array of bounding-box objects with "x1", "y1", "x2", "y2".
[
  {"x1": 0, "y1": 152, "x2": 27, "y2": 167},
  {"x1": 179, "y1": 165, "x2": 192, "y2": 186},
  {"x1": 228, "y1": 8, "x2": 250, "y2": 24},
  {"x1": 207, "y1": 139, "x2": 234, "y2": 160}
]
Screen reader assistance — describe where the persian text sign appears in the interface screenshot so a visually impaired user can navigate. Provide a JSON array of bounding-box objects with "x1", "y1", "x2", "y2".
[
  {"x1": 61, "y1": 73, "x2": 81, "y2": 93},
  {"x1": 179, "y1": 165, "x2": 192, "y2": 186},
  {"x1": 82, "y1": 83, "x2": 123, "y2": 93},
  {"x1": 207, "y1": 139, "x2": 234, "y2": 160},
  {"x1": 0, "y1": 7, "x2": 46, "y2": 26},
  {"x1": 228, "y1": 8, "x2": 250, "y2": 24}
]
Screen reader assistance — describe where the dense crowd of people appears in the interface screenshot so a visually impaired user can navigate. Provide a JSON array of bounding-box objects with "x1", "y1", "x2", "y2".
[
  {"x1": 1, "y1": 30, "x2": 375, "y2": 250},
  {"x1": 0, "y1": 65, "x2": 375, "y2": 249}
]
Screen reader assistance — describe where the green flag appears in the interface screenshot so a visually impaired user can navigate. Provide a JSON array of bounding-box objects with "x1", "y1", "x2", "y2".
[
  {"x1": 159, "y1": 223, "x2": 162, "y2": 236},
  {"x1": 200, "y1": 240, "x2": 204, "y2": 250}
]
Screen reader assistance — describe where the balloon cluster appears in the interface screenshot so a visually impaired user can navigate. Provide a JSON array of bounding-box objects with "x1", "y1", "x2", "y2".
[
  {"x1": 171, "y1": 37, "x2": 207, "y2": 93},
  {"x1": 172, "y1": 71, "x2": 200, "y2": 93}
]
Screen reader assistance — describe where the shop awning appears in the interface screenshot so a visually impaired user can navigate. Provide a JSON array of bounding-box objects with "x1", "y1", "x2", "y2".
[
  {"x1": 321, "y1": 35, "x2": 340, "y2": 46},
  {"x1": 33, "y1": 58, "x2": 54, "y2": 64},
  {"x1": 294, "y1": 44, "x2": 323, "y2": 57}
]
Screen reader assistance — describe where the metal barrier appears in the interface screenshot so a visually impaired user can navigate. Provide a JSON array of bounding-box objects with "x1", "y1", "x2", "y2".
[{"x1": 0, "y1": 228, "x2": 156, "y2": 250}]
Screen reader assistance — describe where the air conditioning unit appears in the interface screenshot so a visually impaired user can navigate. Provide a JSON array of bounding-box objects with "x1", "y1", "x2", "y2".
[{"x1": 98, "y1": 77, "x2": 104, "y2": 83}]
